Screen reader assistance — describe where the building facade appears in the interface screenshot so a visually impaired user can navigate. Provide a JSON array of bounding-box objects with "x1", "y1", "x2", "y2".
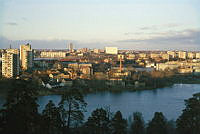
[
  {"x1": 105, "y1": 47, "x2": 118, "y2": 55},
  {"x1": 20, "y1": 44, "x2": 33, "y2": 70},
  {"x1": 167, "y1": 51, "x2": 176, "y2": 58},
  {"x1": 187, "y1": 52, "x2": 195, "y2": 59},
  {"x1": 2, "y1": 49, "x2": 19, "y2": 78},
  {"x1": 178, "y1": 51, "x2": 187, "y2": 59},
  {"x1": 68, "y1": 43, "x2": 74, "y2": 52},
  {"x1": 40, "y1": 51, "x2": 67, "y2": 58}
]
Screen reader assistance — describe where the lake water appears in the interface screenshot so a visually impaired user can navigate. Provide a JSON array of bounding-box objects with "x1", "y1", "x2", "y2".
[{"x1": 0, "y1": 84, "x2": 200, "y2": 121}]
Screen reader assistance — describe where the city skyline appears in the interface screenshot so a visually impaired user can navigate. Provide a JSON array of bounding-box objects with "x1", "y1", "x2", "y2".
[{"x1": 0, "y1": 0, "x2": 200, "y2": 50}]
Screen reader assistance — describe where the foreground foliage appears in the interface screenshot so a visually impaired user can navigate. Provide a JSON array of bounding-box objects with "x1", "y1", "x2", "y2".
[
  {"x1": 176, "y1": 96, "x2": 200, "y2": 134},
  {"x1": 0, "y1": 79, "x2": 200, "y2": 134}
]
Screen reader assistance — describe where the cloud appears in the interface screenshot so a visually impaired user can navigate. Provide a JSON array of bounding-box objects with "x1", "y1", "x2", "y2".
[
  {"x1": 21, "y1": 17, "x2": 28, "y2": 21},
  {"x1": 0, "y1": 37, "x2": 106, "y2": 49},
  {"x1": 1, "y1": 28, "x2": 200, "y2": 50},
  {"x1": 139, "y1": 25, "x2": 158, "y2": 31},
  {"x1": 5, "y1": 22, "x2": 18, "y2": 26},
  {"x1": 121, "y1": 29, "x2": 200, "y2": 43},
  {"x1": 138, "y1": 23, "x2": 181, "y2": 32},
  {"x1": 119, "y1": 29, "x2": 200, "y2": 50},
  {"x1": 124, "y1": 32, "x2": 144, "y2": 36},
  {"x1": 124, "y1": 23, "x2": 182, "y2": 36},
  {"x1": 164, "y1": 23, "x2": 181, "y2": 28},
  {"x1": 21, "y1": 17, "x2": 27, "y2": 20}
]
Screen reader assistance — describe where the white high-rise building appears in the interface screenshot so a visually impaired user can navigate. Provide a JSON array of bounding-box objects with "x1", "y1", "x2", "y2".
[
  {"x1": 187, "y1": 52, "x2": 195, "y2": 59},
  {"x1": 167, "y1": 51, "x2": 176, "y2": 58},
  {"x1": 196, "y1": 53, "x2": 200, "y2": 59},
  {"x1": 105, "y1": 47, "x2": 118, "y2": 54},
  {"x1": 20, "y1": 44, "x2": 33, "y2": 70},
  {"x1": 2, "y1": 49, "x2": 19, "y2": 78},
  {"x1": 178, "y1": 51, "x2": 187, "y2": 59}
]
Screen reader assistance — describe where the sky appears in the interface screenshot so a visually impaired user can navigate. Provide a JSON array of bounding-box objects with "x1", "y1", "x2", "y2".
[{"x1": 0, "y1": 0, "x2": 200, "y2": 50}]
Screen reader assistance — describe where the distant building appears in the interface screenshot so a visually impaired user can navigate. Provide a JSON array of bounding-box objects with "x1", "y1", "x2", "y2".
[
  {"x1": 6, "y1": 49, "x2": 19, "y2": 54},
  {"x1": 178, "y1": 51, "x2": 187, "y2": 59},
  {"x1": 20, "y1": 44, "x2": 33, "y2": 70},
  {"x1": 138, "y1": 53, "x2": 146, "y2": 58},
  {"x1": 2, "y1": 49, "x2": 19, "y2": 78},
  {"x1": 81, "y1": 48, "x2": 88, "y2": 53},
  {"x1": 187, "y1": 52, "x2": 195, "y2": 59},
  {"x1": 117, "y1": 54, "x2": 125, "y2": 60},
  {"x1": 105, "y1": 47, "x2": 118, "y2": 54},
  {"x1": 167, "y1": 51, "x2": 176, "y2": 58},
  {"x1": 68, "y1": 43, "x2": 74, "y2": 52},
  {"x1": 93, "y1": 49, "x2": 100, "y2": 54},
  {"x1": 145, "y1": 62, "x2": 156, "y2": 68},
  {"x1": 40, "y1": 51, "x2": 67, "y2": 58},
  {"x1": 150, "y1": 53, "x2": 160, "y2": 59},
  {"x1": 127, "y1": 54, "x2": 135, "y2": 60},
  {"x1": 161, "y1": 53, "x2": 170, "y2": 60},
  {"x1": 178, "y1": 68, "x2": 193, "y2": 73},
  {"x1": 196, "y1": 53, "x2": 200, "y2": 59},
  {"x1": 156, "y1": 63, "x2": 179, "y2": 71}
]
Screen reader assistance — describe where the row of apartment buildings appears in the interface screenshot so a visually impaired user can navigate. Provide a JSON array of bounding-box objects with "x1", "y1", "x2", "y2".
[{"x1": 39, "y1": 50, "x2": 200, "y2": 61}]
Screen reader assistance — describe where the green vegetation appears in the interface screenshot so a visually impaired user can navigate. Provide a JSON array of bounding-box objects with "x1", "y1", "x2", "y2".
[
  {"x1": 2, "y1": 71, "x2": 200, "y2": 96},
  {"x1": 176, "y1": 96, "x2": 200, "y2": 134},
  {"x1": 146, "y1": 112, "x2": 168, "y2": 134},
  {"x1": 84, "y1": 108, "x2": 111, "y2": 134},
  {"x1": 131, "y1": 112, "x2": 145, "y2": 134},
  {"x1": 2, "y1": 68, "x2": 200, "y2": 98},
  {"x1": 41, "y1": 100, "x2": 63, "y2": 134},
  {"x1": 111, "y1": 111, "x2": 127, "y2": 134},
  {"x1": 0, "y1": 79, "x2": 200, "y2": 134}
]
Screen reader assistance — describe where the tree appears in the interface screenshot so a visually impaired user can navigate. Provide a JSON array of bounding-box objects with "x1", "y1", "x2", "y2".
[
  {"x1": 176, "y1": 96, "x2": 200, "y2": 134},
  {"x1": 147, "y1": 112, "x2": 168, "y2": 134},
  {"x1": 58, "y1": 89, "x2": 87, "y2": 134},
  {"x1": 0, "y1": 79, "x2": 40, "y2": 134},
  {"x1": 131, "y1": 112, "x2": 145, "y2": 134},
  {"x1": 166, "y1": 120, "x2": 176, "y2": 134},
  {"x1": 111, "y1": 111, "x2": 127, "y2": 134},
  {"x1": 42, "y1": 100, "x2": 63, "y2": 134},
  {"x1": 85, "y1": 108, "x2": 111, "y2": 134}
]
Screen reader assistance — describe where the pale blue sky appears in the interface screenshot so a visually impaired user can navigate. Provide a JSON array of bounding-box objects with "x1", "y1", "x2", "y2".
[{"x1": 0, "y1": 0, "x2": 200, "y2": 50}]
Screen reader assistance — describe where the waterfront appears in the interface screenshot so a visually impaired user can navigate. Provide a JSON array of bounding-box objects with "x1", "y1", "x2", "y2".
[
  {"x1": 38, "y1": 84, "x2": 200, "y2": 121},
  {"x1": 0, "y1": 84, "x2": 200, "y2": 121}
]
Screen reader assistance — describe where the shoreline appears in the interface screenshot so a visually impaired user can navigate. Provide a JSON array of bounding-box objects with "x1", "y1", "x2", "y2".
[
  {"x1": 37, "y1": 82, "x2": 199, "y2": 96},
  {"x1": 1, "y1": 78, "x2": 200, "y2": 97}
]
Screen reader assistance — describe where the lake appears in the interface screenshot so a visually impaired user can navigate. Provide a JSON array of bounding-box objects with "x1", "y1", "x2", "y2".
[{"x1": 1, "y1": 84, "x2": 200, "y2": 121}]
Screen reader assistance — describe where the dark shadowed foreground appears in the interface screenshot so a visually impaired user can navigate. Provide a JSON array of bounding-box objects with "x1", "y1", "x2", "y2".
[{"x1": 0, "y1": 79, "x2": 200, "y2": 134}]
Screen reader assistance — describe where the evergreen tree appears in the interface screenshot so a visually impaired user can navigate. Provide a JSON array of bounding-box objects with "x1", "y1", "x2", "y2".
[
  {"x1": 166, "y1": 120, "x2": 176, "y2": 134},
  {"x1": 0, "y1": 79, "x2": 40, "y2": 134},
  {"x1": 85, "y1": 108, "x2": 111, "y2": 134},
  {"x1": 42, "y1": 100, "x2": 63, "y2": 134},
  {"x1": 131, "y1": 112, "x2": 145, "y2": 134},
  {"x1": 111, "y1": 111, "x2": 127, "y2": 134},
  {"x1": 59, "y1": 89, "x2": 87, "y2": 134},
  {"x1": 147, "y1": 112, "x2": 168, "y2": 134},
  {"x1": 176, "y1": 96, "x2": 200, "y2": 134}
]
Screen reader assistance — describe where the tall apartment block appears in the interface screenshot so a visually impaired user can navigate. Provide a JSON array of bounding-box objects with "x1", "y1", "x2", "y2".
[
  {"x1": 20, "y1": 44, "x2": 33, "y2": 70},
  {"x1": 68, "y1": 43, "x2": 74, "y2": 52},
  {"x1": 178, "y1": 51, "x2": 187, "y2": 59},
  {"x1": 2, "y1": 49, "x2": 20, "y2": 78}
]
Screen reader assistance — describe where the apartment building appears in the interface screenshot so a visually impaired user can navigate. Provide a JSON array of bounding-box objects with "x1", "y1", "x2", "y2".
[
  {"x1": 20, "y1": 44, "x2": 33, "y2": 70},
  {"x1": 2, "y1": 49, "x2": 19, "y2": 78}
]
